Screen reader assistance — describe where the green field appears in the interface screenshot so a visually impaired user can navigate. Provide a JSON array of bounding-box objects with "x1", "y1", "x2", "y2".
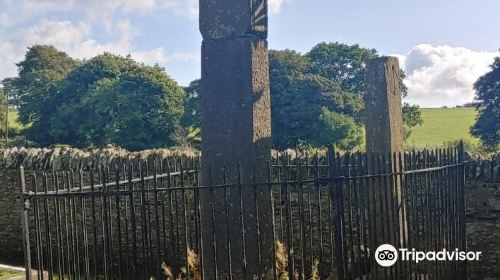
[
  {"x1": 406, "y1": 108, "x2": 479, "y2": 147},
  {"x1": 5, "y1": 108, "x2": 480, "y2": 148}
]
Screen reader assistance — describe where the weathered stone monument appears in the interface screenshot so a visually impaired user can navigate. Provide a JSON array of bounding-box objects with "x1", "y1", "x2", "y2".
[
  {"x1": 364, "y1": 56, "x2": 404, "y2": 156},
  {"x1": 199, "y1": 0, "x2": 274, "y2": 278},
  {"x1": 364, "y1": 56, "x2": 407, "y2": 245}
]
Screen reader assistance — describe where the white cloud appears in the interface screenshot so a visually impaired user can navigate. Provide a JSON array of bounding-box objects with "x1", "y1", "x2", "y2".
[
  {"x1": 131, "y1": 48, "x2": 200, "y2": 65},
  {"x1": 0, "y1": 16, "x2": 199, "y2": 82},
  {"x1": 21, "y1": 19, "x2": 91, "y2": 48},
  {"x1": 398, "y1": 44, "x2": 498, "y2": 107},
  {"x1": 1, "y1": 0, "x2": 290, "y2": 31},
  {"x1": 17, "y1": 0, "x2": 201, "y2": 22},
  {"x1": 0, "y1": 41, "x2": 19, "y2": 80},
  {"x1": 157, "y1": 0, "x2": 290, "y2": 20},
  {"x1": 21, "y1": 0, "x2": 158, "y2": 15},
  {"x1": 121, "y1": 0, "x2": 157, "y2": 13},
  {"x1": 159, "y1": 0, "x2": 198, "y2": 19},
  {"x1": 66, "y1": 21, "x2": 135, "y2": 59},
  {"x1": 269, "y1": 0, "x2": 292, "y2": 14},
  {"x1": 0, "y1": 0, "x2": 290, "y2": 82}
]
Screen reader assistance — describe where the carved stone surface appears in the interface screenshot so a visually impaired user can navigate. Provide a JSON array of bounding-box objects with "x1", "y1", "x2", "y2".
[
  {"x1": 364, "y1": 56, "x2": 404, "y2": 156},
  {"x1": 364, "y1": 56, "x2": 406, "y2": 245},
  {"x1": 200, "y1": 0, "x2": 267, "y2": 40},
  {"x1": 200, "y1": 36, "x2": 274, "y2": 279},
  {"x1": 199, "y1": 0, "x2": 273, "y2": 276},
  {"x1": 201, "y1": 37, "x2": 271, "y2": 179}
]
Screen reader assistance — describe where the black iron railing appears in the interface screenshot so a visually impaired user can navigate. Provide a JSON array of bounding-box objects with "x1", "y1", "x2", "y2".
[{"x1": 20, "y1": 146, "x2": 467, "y2": 280}]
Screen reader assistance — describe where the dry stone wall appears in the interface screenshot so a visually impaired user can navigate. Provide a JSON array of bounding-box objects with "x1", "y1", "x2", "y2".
[
  {"x1": 0, "y1": 147, "x2": 198, "y2": 171},
  {"x1": 0, "y1": 147, "x2": 198, "y2": 265},
  {"x1": 0, "y1": 167, "x2": 23, "y2": 264},
  {"x1": 467, "y1": 155, "x2": 500, "y2": 182},
  {"x1": 466, "y1": 179, "x2": 500, "y2": 280}
]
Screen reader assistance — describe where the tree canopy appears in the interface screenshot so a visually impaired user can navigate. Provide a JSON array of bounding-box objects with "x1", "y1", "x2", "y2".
[
  {"x1": 10, "y1": 45, "x2": 79, "y2": 125},
  {"x1": 181, "y1": 44, "x2": 422, "y2": 151},
  {"x1": 6, "y1": 42, "x2": 423, "y2": 151},
  {"x1": 78, "y1": 63, "x2": 185, "y2": 150},
  {"x1": 471, "y1": 55, "x2": 500, "y2": 151},
  {"x1": 269, "y1": 50, "x2": 364, "y2": 150},
  {"x1": 307, "y1": 42, "x2": 378, "y2": 94},
  {"x1": 183, "y1": 79, "x2": 201, "y2": 129},
  {"x1": 6, "y1": 46, "x2": 185, "y2": 150},
  {"x1": 180, "y1": 79, "x2": 202, "y2": 147},
  {"x1": 268, "y1": 43, "x2": 422, "y2": 150}
]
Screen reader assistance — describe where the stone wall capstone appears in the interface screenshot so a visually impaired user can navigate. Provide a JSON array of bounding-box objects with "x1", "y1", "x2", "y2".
[
  {"x1": 0, "y1": 146, "x2": 198, "y2": 171},
  {"x1": 467, "y1": 154, "x2": 500, "y2": 182}
]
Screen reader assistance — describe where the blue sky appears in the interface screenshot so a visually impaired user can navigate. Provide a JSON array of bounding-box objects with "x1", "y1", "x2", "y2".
[{"x1": 1, "y1": 0, "x2": 499, "y2": 107}]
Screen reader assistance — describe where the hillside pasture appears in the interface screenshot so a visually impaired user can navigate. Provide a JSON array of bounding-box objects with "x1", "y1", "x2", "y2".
[{"x1": 406, "y1": 108, "x2": 479, "y2": 148}]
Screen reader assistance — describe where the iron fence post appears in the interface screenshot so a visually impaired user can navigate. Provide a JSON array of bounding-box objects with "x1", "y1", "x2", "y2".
[{"x1": 20, "y1": 166, "x2": 33, "y2": 280}]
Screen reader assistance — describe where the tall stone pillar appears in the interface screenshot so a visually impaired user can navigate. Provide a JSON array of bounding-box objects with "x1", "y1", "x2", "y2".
[
  {"x1": 199, "y1": 1, "x2": 274, "y2": 279},
  {"x1": 364, "y1": 56, "x2": 407, "y2": 246},
  {"x1": 364, "y1": 56, "x2": 404, "y2": 156}
]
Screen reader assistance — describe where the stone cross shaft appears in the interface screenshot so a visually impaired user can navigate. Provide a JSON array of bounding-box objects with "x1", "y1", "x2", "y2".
[
  {"x1": 364, "y1": 56, "x2": 408, "y2": 246},
  {"x1": 199, "y1": 1, "x2": 274, "y2": 279}
]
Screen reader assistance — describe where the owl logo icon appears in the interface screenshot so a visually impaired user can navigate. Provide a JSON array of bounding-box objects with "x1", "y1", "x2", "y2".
[{"x1": 375, "y1": 244, "x2": 398, "y2": 267}]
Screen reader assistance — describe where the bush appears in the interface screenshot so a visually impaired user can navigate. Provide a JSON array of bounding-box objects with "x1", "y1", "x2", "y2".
[{"x1": 443, "y1": 139, "x2": 489, "y2": 158}]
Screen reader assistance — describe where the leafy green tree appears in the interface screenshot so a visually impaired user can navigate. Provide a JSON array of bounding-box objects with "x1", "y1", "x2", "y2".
[
  {"x1": 183, "y1": 79, "x2": 201, "y2": 129},
  {"x1": 79, "y1": 64, "x2": 185, "y2": 150},
  {"x1": 269, "y1": 50, "x2": 364, "y2": 150},
  {"x1": 8, "y1": 47, "x2": 186, "y2": 150},
  {"x1": 307, "y1": 43, "x2": 422, "y2": 141},
  {"x1": 270, "y1": 49, "x2": 311, "y2": 78},
  {"x1": 315, "y1": 108, "x2": 363, "y2": 150},
  {"x1": 471, "y1": 56, "x2": 500, "y2": 151},
  {"x1": 180, "y1": 79, "x2": 202, "y2": 147},
  {"x1": 46, "y1": 53, "x2": 140, "y2": 146},
  {"x1": 0, "y1": 78, "x2": 20, "y2": 109},
  {"x1": 402, "y1": 103, "x2": 423, "y2": 140},
  {"x1": 46, "y1": 53, "x2": 185, "y2": 150},
  {"x1": 12, "y1": 45, "x2": 78, "y2": 124},
  {"x1": 3, "y1": 45, "x2": 79, "y2": 144},
  {"x1": 307, "y1": 42, "x2": 378, "y2": 94}
]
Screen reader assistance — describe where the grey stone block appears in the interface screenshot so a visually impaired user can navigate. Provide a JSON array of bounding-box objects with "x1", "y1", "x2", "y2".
[
  {"x1": 199, "y1": 37, "x2": 273, "y2": 279},
  {"x1": 364, "y1": 56, "x2": 404, "y2": 156},
  {"x1": 363, "y1": 56, "x2": 405, "y2": 246},
  {"x1": 200, "y1": 0, "x2": 267, "y2": 40},
  {"x1": 200, "y1": 37, "x2": 271, "y2": 182}
]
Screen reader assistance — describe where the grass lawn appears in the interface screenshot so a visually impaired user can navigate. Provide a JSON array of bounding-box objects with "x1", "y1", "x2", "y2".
[
  {"x1": 406, "y1": 108, "x2": 479, "y2": 148},
  {"x1": 0, "y1": 268, "x2": 23, "y2": 280},
  {"x1": 7, "y1": 109, "x2": 26, "y2": 131}
]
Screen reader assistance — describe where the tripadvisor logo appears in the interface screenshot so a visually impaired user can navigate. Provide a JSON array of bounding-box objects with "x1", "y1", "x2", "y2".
[
  {"x1": 375, "y1": 244, "x2": 481, "y2": 267},
  {"x1": 375, "y1": 244, "x2": 398, "y2": 267}
]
